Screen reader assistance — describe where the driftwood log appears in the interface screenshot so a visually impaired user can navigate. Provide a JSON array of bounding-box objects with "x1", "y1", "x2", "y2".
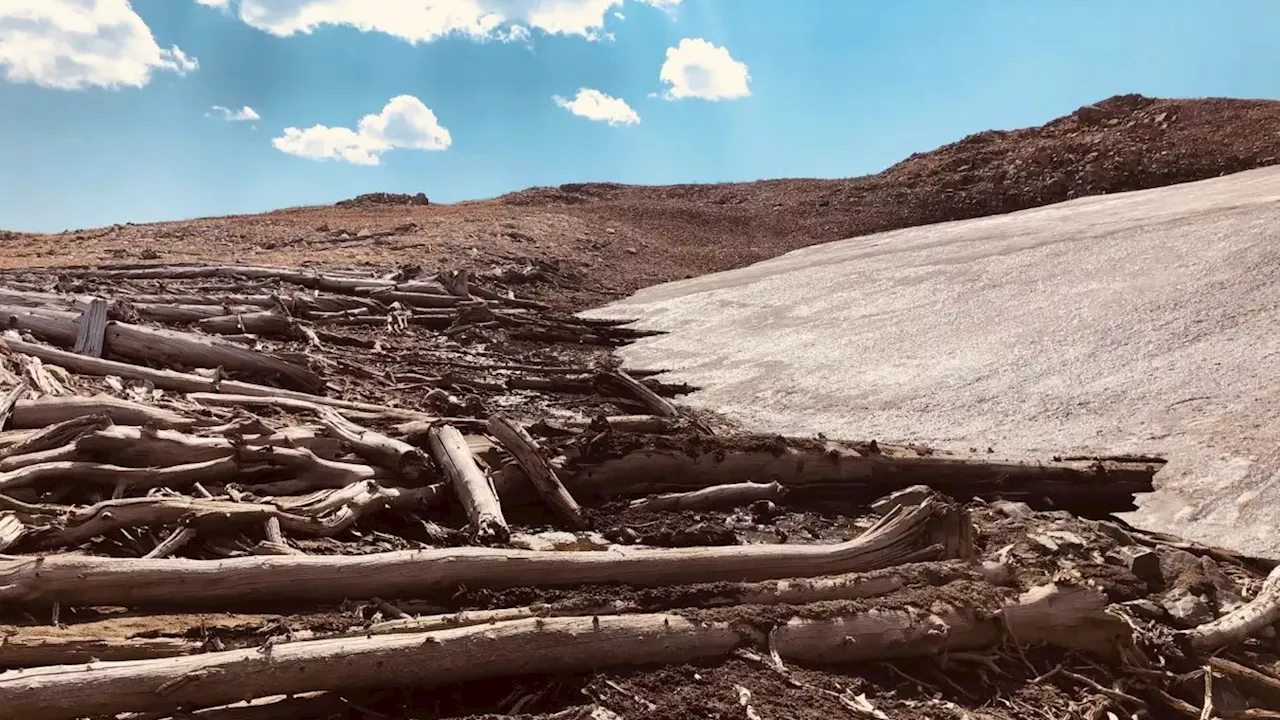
[
  {"x1": 0, "y1": 335, "x2": 436, "y2": 420},
  {"x1": 316, "y1": 407, "x2": 431, "y2": 483},
  {"x1": 0, "y1": 496, "x2": 967, "y2": 608},
  {"x1": 486, "y1": 415, "x2": 587, "y2": 529},
  {"x1": 0, "y1": 305, "x2": 323, "y2": 392},
  {"x1": 0, "y1": 583, "x2": 1121, "y2": 720},
  {"x1": 629, "y1": 481, "x2": 788, "y2": 513},
  {"x1": 1183, "y1": 564, "x2": 1280, "y2": 652},
  {"x1": 10, "y1": 396, "x2": 196, "y2": 431},
  {"x1": 555, "y1": 438, "x2": 1164, "y2": 514},
  {"x1": 76, "y1": 425, "x2": 342, "y2": 466},
  {"x1": 429, "y1": 424, "x2": 510, "y2": 542}
]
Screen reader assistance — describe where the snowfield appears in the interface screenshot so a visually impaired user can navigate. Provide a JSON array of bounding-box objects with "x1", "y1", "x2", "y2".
[{"x1": 583, "y1": 166, "x2": 1280, "y2": 556}]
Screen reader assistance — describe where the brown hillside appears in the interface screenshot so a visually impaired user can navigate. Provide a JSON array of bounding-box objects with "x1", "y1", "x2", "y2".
[{"x1": 4, "y1": 93, "x2": 1279, "y2": 309}]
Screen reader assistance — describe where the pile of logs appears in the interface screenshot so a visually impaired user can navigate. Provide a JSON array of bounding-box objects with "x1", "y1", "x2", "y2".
[{"x1": 0, "y1": 262, "x2": 1275, "y2": 720}]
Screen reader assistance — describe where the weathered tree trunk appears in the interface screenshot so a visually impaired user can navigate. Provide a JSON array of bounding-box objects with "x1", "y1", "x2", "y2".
[
  {"x1": 76, "y1": 425, "x2": 342, "y2": 466},
  {"x1": 0, "y1": 380, "x2": 26, "y2": 431},
  {"x1": 316, "y1": 407, "x2": 431, "y2": 483},
  {"x1": 0, "y1": 496, "x2": 967, "y2": 608},
  {"x1": 71, "y1": 297, "x2": 107, "y2": 357},
  {"x1": 0, "y1": 335, "x2": 431, "y2": 419},
  {"x1": 0, "y1": 455, "x2": 269, "y2": 495},
  {"x1": 0, "y1": 634, "x2": 199, "y2": 669},
  {"x1": 428, "y1": 424, "x2": 509, "y2": 542},
  {"x1": 561, "y1": 437, "x2": 1163, "y2": 514},
  {"x1": 629, "y1": 481, "x2": 788, "y2": 513},
  {"x1": 0, "y1": 583, "x2": 1120, "y2": 720},
  {"x1": 0, "y1": 305, "x2": 323, "y2": 392},
  {"x1": 197, "y1": 310, "x2": 297, "y2": 337},
  {"x1": 1184, "y1": 564, "x2": 1280, "y2": 652},
  {"x1": 0, "y1": 414, "x2": 111, "y2": 459},
  {"x1": 486, "y1": 415, "x2": 587, "y2": 529},
  {"x1": 11, "y1": 395, "x2": 196, "y2": 430},
  {"x1": 363, "y1": 559, "x2": 996, "y2": 636}
]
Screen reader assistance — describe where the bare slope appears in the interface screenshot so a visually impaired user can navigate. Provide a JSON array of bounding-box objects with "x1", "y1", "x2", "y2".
[
  {"x1": 584, "y1": 165, "x2": 1280, "y2": 555},
  {"x1": 5, "y1": 94, "x2": 1280, "y2": 314}
]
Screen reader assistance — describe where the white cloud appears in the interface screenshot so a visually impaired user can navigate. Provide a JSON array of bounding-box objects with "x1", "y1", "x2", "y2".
[
  {"x1": 553, "y1": 88, "x2": 639, "y2": 126},
  {"x1": 659, "y1": 37, "x2": 750, "y2": 101},
  {"x1": 203, "y1": 0, "x2": 676, "y2": 43},
  {"x1": 208, "y1": 104, "x2": 260, "y2": 121},
  {"x1": 0, "y1": 0, "x2": 198, "y2": 89},
  {"x1": 273, "y1": 94, "x2": 451, "y2": 166}
]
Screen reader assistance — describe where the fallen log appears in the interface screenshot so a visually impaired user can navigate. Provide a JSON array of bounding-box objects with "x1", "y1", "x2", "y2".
[
  {"x1": 0, "y1": 455, "x2": 270, "y2": 495},
  {"x1": 316, "y1": 407, "x2": 431, "y2": 483},
  {"x1": 197, "y1": 311, "x2": 298, "y2": 337},
  {"x1": 1183, "y1": 564, "x2": 1280, "y2": 652},
  {"x1": 0, "y1": 414, "x2": 111, "y2": 458},
  {"x1": 486, "y1": 415, "x2": 587, "y2": 529},
  {"x1": 0, "y1": 444, "x2": 79, "y2": 472},
  {"x1": 629, "y1": 481, "x2": 788, "y2": 513},
  {"x1": 0, "y1": 495, "x2": 967, "y2": 608},
  {"x1": 428, "y1": 424, "x2": 509, "y2": 542},
  {"x1": 0, "y1": 334, "x2": 438, "y2": 420},
  {"x1": 185, "y1": 392, "x2": 441, "y2": 424},
  {"x1": 0, "y1": 582, "x2": 1119, "y2": 720},
  {"x1": 0, "y1": 305, "x2": 323, "y2": 392},
  {"x1": 11, "y1": 395, "x2": 197, "y2": 430},
  {"x1": 128, "y1": 303, "x2": 262, "y2": 325},
  {"x1": 29, "y1": 496, "x2": 297, "y2": 548},
  {"x1": 561, "y1": 436, "x2": 1164, "y2": 514},
  {"x1": 0, "y1": 381, "x2": 26, "y2": 435},
  {"x1": 0, "y1": 634, "x2": 199, "y2": 669},
  {"x1": 76, "y1": 425, "x2": 342, "y2": 466},
  {"x1": 363, "y1": 559, "x2": 997, "y2": 636}
]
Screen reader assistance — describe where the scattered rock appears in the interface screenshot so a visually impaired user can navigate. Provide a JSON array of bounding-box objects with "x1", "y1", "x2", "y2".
[
  {"x1": 335, "y1": 192, "x2": 430, "y2": 209},
  {"x1": 1161, "y1": 587, "x2": 1215, "y2": 627},
  {"x1": 1107, "y1": 546, "x2": 1162, "y2": 586}
]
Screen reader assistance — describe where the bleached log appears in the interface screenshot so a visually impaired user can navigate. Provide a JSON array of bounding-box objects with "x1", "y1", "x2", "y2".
[
  {"x1": 486, "y1": 415, "x2": 587, "y2": 529},
  {"x1": 316, "y1": 407, "x2": 431, "y2": 483},
  {"x1": 0, "y1": 582, "x2": 1119, "y2": 720},
  {"x1": 0, "y1": 495, "x2": 967, "y2": 608},
  {"x1": 0, "y1": 334, "x2": 437, "y2": 420},
  {"x1": 185, "y1": 392, "x2": 439, "y2": 424},
  {"x1": 0, "y1": 380, "x2": 26, "y2": 431},
  {"x1": 429, "y1": 424, "x2": 509, "y2": 542},
  {"x1": 0, "y1": 444, "x2": 79, "y2": 472},
  {"x1": 629, "y1": 481, "x2": 787, "y2": 513},
  {"x1": 0, "y1": 414, "x2": 111, "y2": 458},
  {"x1": 76, "y1": 425, "x2": 342, "y2": 466},
  {"x1": 127, "y1": 293, "x2": 383, "y2": 314},
  {"x1": 0, "y1": 634, "x2": 199, "y2": 669},
  {"x1": 0, "y1": 305, "x2": 323, "y2": 392},
  {"x1": 561, "y1": 436, "x2": 1163, "y2": 513},
  {"x1": 1183, "y1": 564, "x2": 1280, "y2": 652},
  {"x1": 11, "y1": 395, "x2": 197, "y2": 430},
  {"x1": 0, "y1": 456, "x2": 268, "y2": 495},
  {"x1": 0, "y1": 511, "x2": 24, "y2": 551},
  {"x1": 31, "y1": 496, "x2": 294, "y2": 547},
  {"x1": 234, "y1": 446, "x2": 379, "y2": 494},
  {"x1": 601, "y1": 371, "x2": 678, "y2": 416},
  {"x1": 71, "y1": 297, "x2": 107, "y2": 357},
  {"x1": 197, "y1": 311, "x2": 297, "y2": 337},
  {"x1": 363, "y1": 559, "x2": 992, "y2": 636},
  {"x1": 130, "y1": 303, "x2": 263, "y2": 324},
  {"x1": 45, "y1": 264, "x2": 395, "y2": 294}
]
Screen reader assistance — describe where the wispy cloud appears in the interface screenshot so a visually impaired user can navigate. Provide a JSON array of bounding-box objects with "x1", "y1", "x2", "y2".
[
  {"x1": 208, "y1": 105, "x2": 260, "y2": 122},
  {"x1": 554, "y1": 88, "x2": 640, "y2": 126}
]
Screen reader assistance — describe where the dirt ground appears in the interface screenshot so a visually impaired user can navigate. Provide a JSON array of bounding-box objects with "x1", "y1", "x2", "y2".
[{"x1": 4, "y1": 94, "x2": 1280, "y2": 315}]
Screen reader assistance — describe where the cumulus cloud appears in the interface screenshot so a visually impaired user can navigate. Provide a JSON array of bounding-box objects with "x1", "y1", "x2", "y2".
[
  {"x1": 208, "y1": 104, "x2": 260, "y2": 121},
  {"x1": 272, "y1": 95, "x2": 451, "y2": 166},
  {"x1": 202, "y1": 0, "x2": 676, "y2": 43},
  {"x1": 659, "y1": 37, "x2": 750, "y2": 101},
  {"x1": 0, "y1": 0, "x2": 198, "y2": 90},
  {"x1": 553, "y1": 88, "x2": 639, "y2": 126}
]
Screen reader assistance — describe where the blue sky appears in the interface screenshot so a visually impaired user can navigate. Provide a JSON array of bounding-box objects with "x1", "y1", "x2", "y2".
[{"x1": 2, "y1": 0, "x2": 1280, "y2": 232}]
